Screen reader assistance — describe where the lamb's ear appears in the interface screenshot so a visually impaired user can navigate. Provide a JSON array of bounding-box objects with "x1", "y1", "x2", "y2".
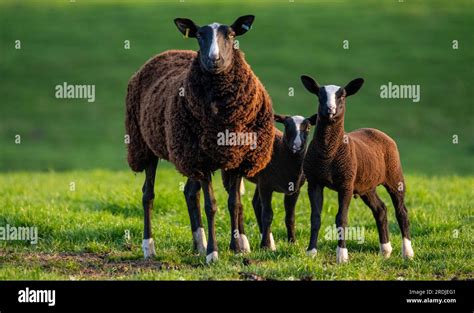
[
  {"x1": 231, "y1": 15, "x2": 255, "y2": 36},
  {"x1": 344, "y1": 78, "x2": 364, "y2": 96},
  {"x1": 300, "y1": 75, "x2": 320, "y2": 95},
  {"x1": 274, "y1": 114, "x2": 287, "y2": 124},
  {"x1": 306, "y1": 114, "x2": 318, "y2": 126},
  {"x1": 174, "y1": 18, "x2": 199, "y2": 38}
]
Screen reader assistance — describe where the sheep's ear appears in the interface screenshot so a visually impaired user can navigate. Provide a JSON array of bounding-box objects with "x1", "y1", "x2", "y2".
[
  {"x1": 300, "y1": 75, "x2": 320, "y2": 95},
  {"x1": 231, "y1": 15, "x2": 255, "y2": 36},
  {"x1": 274, "y1": 114, "x2": 287, "y2": 124},
  {"x1": 174, "y1": 18, "x2": 199, "y2": 38},
  {"x1": 306, "y1": 113, "x2": 318, "y2": 126},
  {"x1": 344, "y1": 78, "x2": 364, "y2": 96}
]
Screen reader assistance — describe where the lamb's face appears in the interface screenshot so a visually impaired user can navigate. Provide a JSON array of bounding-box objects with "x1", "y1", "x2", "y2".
[
  {"x1": 300, "y1": 75, "x2": 365, "y2": 122},
  {"x1": 174, "y1": 15, "x2": 255, "y2": 74},
  {"x1": 275, "y1": 114, "x2": 315, "y2": 154}
]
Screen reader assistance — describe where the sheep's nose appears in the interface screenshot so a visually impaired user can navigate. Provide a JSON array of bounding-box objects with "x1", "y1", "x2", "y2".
[{"x1": 209, "y1": 53, "x2": 220, "y2": 61}]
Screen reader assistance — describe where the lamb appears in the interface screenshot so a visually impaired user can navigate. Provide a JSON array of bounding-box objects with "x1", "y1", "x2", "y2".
[
  {"x1": 221, "y1": 113, "x2": 317, "y2": 251},
  {"x1": 125, "y1": 15, "x2": 275, "y2": 263},
  {"x1": 300, "y1": 74, "x2": 414, "y2": 263}
]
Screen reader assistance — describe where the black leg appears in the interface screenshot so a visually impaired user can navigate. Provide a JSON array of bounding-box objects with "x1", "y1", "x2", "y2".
[
  {"x1": 252, "y1": 186, "x2": 263, "y2": 233},
  {"x1": 184, "y1": 178, "x2": 206, "y2": 255},
  {"x1": 360, "y1": 190, "x2": 391, "y2": 258},
  {"x1": 284, "y1": 192, "x2": 300, "y2": 243},
  {"x1": 386, "y1": 184, "x2": 414, "y2": 259},
  {"x1": 201, "y1": 173, "x2": 219, "y2": 263},
  {"x1": 307, "y1": 183, "x2": 323, "y2": 256},
  {"x1": 142, "y1": 156, "x2": 158, "y2": 258},
  {"x1": 227, "y1": 172, "x2": 243, "y2": 252},
  {"x1": 259, "y1": 187, "x2": 275, "y2": 250},
  {"x1": 335, "y1": 189, "x2": 352, "y2": 263}
]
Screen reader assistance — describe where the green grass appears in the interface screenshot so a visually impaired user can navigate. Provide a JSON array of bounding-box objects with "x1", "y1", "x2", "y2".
[
  {"x1": 0, "y1": 169, "x2": 472, "y2": 280},
  {"x1": 0, "y1": 0, "x2": 473, "y2": 174}
]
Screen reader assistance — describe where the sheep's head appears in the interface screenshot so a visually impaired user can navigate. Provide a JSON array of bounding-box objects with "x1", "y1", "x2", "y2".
[
  {"x1": 174, "y1": 15, "x2": 255, "y2": 74},
  {"x1": 274, "y1": 114, "x2": 317, "y2": 154},
  {"x1": 300, "y1": 75, "x2": 364, "y2": 122}
]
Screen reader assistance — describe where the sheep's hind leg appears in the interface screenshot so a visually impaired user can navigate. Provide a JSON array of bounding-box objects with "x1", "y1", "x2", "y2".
[
  {"x1": 184, "y1": 178, "x2": 207, "y2": 256},
  {"x1": 306, "y1": 183, "x2": 323, "y2": 257},
  {"x1": 142, "y1": 156, "x2": 158, "y2": 259},
  {"x1": 386, "y1": 184, "x2": 414, "y2": 259},
  {"x1": 360, "y1": 190, "x2": 392, "y2": 258},
  {"x1": 201, "y1": 174, "x2": 219, "y2": 263},
  {"x1": 284, "y1": 192, "x2": 300, "y2": 243},
  {"x1": 227, "y1": 172, "x2": 245, "y2": 253},
  {"x1": 259, "y1": 188, "x2": 276, "y2": 251},
  {"x1": 335, "y1": 189, "x2": 352, "y2": 263}
]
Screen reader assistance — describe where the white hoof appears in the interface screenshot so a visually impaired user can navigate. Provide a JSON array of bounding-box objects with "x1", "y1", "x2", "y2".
[
  {"x1": 206, "y1": 251, "x2": 219, "y2": 264},
  {"x1": 239, "y1": 234, "x2": 251, "y2": 253},
  {"x1": 142, "y1": 238, "x2": 156, "y2": 258},
  {"x1": 402, "y1": 238, "x2": 414, "y2": 259},
  {"x1": 380, "y1": 242, "x2": 393, "y2": 259},
  {"x1": 193, "y1": 227, "x2": 207, "y2": 256},
  {"x1": 336, "y1": 246, "x2": 349, "y2": 264},
  {"x1": 306, "y1": 248, "x2": 317, "y2": 258},
  {"x1": 261, "y1": 233, "x2": 276, "y2": 251}
]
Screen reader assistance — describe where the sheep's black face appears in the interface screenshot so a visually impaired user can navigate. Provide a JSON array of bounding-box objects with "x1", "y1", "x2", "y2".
[
  {"x1": 300, "y1": 75, "x2": 364, "y2": 122},
  {"x1": 195, "y1": 23, "x2": 236, "y2": 74},
  {"x1": 174, "y1": 15, "x2": 255, "y2": 74},
  {"x1": 275, "y1": 114, "x2": 316, "y2": 154}
]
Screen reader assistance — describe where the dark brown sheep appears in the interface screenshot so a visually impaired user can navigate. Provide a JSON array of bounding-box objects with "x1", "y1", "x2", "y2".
[
  {"x1": 300, "y1": 75, "x2": 413, "y2": 263},
  {"x1": 221, "y1": 114, "x2": 317, "y2": 251},
  {"x1": 125, "y1": 15, "x2": 275, "y2": 263}
]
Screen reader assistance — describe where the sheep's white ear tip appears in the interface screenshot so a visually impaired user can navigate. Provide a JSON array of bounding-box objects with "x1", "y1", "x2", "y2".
[
  {"x1": 239, "y1": 234, "x2": 251, "y2": 253},
  {"x1": 142, "y1": 238, "x2": 156, "y2": 259},
  {"x1": 206, "y1": 251, "x2": 219, "y2": 264},
  {"x1": 402, "y1": 238, "x2": 414, "y2": 259},
  {"x1": 193, "y1": 227, "x2": 208, "y2": 256},
  {"x1": 306, "y1": 248, "x2": 318, "y2": 258},
  {"x1": 380, "y1": 242, "x2": 393, "y2": 259},
  {"x1": 336, "y1": 246, "x2": 349, "y2": 264}
]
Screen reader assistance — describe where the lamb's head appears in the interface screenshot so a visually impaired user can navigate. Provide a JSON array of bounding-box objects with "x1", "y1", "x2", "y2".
[
  {"x1": 300, "y1": 75, "x2": 364, "y2": 122},
  {"x1": 174, "y1": 15, "x2": 255, "y2": 74},
  {"x1": 274, "y1": 114, "x2": 317, "y2": 154}
]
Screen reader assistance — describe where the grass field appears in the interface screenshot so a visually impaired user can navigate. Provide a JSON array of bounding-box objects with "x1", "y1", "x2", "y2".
[
  {"x1": 0, "y1": 0, "x2": 473, "y2": 280},
  {"x1": 0, "y1": 169, "x2": 472, "y2": 280}
]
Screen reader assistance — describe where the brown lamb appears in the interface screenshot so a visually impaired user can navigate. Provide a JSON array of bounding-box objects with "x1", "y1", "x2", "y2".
[{"x1": 300, "y1": 75, "x2": 414, "y2": 263}]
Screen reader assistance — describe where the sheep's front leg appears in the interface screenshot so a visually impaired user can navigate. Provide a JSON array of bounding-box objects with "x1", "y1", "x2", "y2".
[
  {"x1": 142, "y1": 156, "x2": 158, "y2": 258},
  {"x1": 307, "y1": 183, "x2": 323, "y2": 257},
  {"x1": 184, "y1": 178, "x2": 207, "y2": 256},
  {"x1": 259, "y1": 188, "x2": 276, "y2": 251},
  {"x1": 226, "y1": 172, "x2": 249, "y2": 253},
  {"x1": 335, "y1": 189, "x2": 353, "y2": 263},
  {"x1": 201, "y1": 174, "x2": 219, "y2": 263},
  {"x1": 284, "y1": 192, "x2": 300, "y2": 243}
]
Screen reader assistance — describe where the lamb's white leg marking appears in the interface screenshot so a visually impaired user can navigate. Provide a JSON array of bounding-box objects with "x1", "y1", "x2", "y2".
[
  {"x1": 206, "y1": 251, "x2": 219, "y2": 264},
  {"x1": 193, "y1": 227, "x2": 207, "y2": 256},
  {"x1": 306, "y1": 248, "x2": 317, "y2": 257},
  {"x1": 380, "y1": 242, "x2": 393, "y2": 259},
  {"x1": 402, "y1": 237, "x2": 414, "y2": 259},
  {"x1": 239, "y1": 178, "x2": 245, "y2": 195},
  {"x1": 142, "y1": 238, "x2": 156, "y2": 258},
  {"x1": 260, "y1": 233, "x2": 276, "y2": 251},
  {"x1": 336, "y1": 246, "x2": 349, "y2": 264},
  {"x1": 239, "y1": 234, "x2": 251, "y2": 253}
]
